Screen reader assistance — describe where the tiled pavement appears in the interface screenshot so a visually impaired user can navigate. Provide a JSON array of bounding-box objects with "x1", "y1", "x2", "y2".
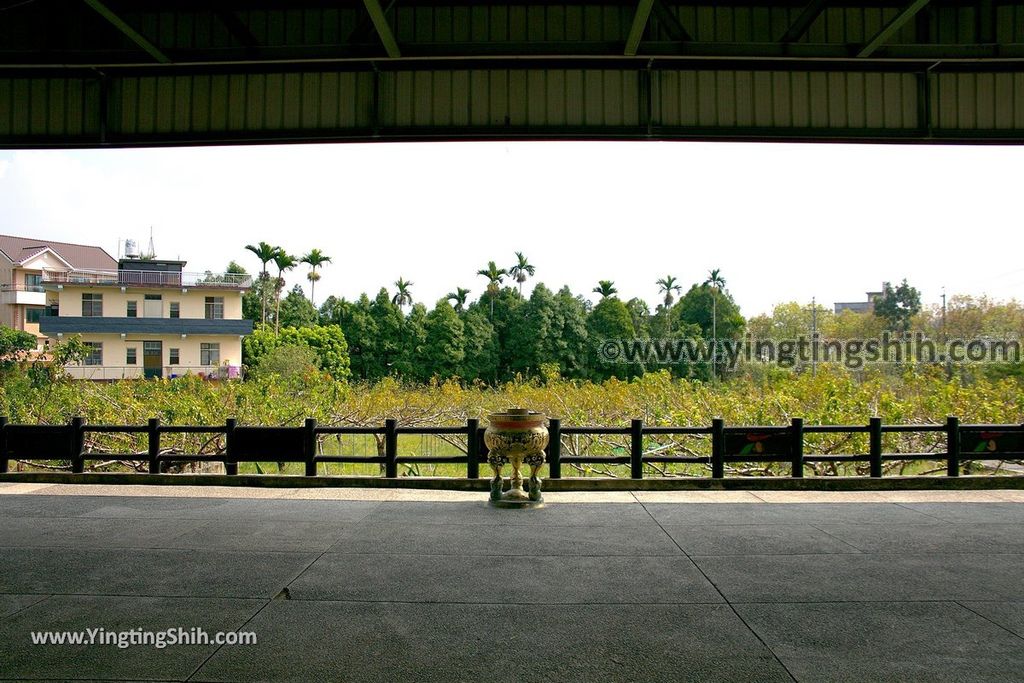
[{"x1": 1, "y1": 484, "x2": 1023, "y2": 682}]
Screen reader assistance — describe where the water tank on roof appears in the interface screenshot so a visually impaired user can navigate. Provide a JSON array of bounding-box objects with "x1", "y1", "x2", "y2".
[{"x1": 124, "y1": 239, "x2": 140, "y2": 258}]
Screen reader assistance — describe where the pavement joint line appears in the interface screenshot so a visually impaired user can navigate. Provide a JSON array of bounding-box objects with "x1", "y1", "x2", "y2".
[
  {"x1": 632, "y1": 497, "x2": 800, "y2": 683},
  {"x1": 0, "y1": 593, "x2": 53, "y2": 621},
  {"x1": 805, "y1": 522, "x2": 871, "y2": 553},
  {"x1": 890, "y1": 500, "x2": 957, "y2": 522},
  {"x1": 183, "y1": 597, "x2": 272, "y2": 683},
  {"x1": 953, "y1": 600, "x2": 1024, "y2": 644}
]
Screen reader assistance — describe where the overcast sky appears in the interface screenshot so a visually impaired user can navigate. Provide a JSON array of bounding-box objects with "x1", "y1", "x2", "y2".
[{"x1": 1, "y1": 141, "x2": 1021, "y2": 317}]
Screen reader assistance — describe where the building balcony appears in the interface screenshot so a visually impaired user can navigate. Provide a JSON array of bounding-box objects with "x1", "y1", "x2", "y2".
[
  {"x1": 0, "y1": 284, "x2": 47, "y2": 306},
  {"x1": 41, "y1": 269, "x2": 252, "y2": 290},
  {"x1": 39, "y1": 317, "x2": 254, "y2": 336}
]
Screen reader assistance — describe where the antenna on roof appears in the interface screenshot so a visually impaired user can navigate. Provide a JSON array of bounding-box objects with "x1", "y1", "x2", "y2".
[{"x1": 146, "y1": 226, "x2": 156, "y2": 259}]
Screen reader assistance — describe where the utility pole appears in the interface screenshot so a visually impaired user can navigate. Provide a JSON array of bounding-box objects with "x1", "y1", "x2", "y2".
[
  {"x1": 811, "y1": 296, "x2": 818, "y2": 377},
  {"x1": 941, "y1": 287, "x2": 947, "y2": 344}
]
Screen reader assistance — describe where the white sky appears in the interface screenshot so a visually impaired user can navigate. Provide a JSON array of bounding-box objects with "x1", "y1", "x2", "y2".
[{"x1": 1, "y1": 141, "x2": 1021, "y2": 317}]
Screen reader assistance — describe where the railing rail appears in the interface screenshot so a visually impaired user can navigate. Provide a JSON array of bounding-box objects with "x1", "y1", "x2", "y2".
[
  {"x1": 1, "y1": 416, "x2": 1022, "y2": 480},
  {"x1": 41, "y1": 268, "x2": 252, "y2": 288}
]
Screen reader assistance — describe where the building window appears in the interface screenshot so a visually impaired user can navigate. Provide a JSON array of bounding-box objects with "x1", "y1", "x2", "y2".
[
  {"x1": 26, "y1": 307, "x2": 44, "y2": 324},
  {"x1": 127, "y1": 301, "x2": 137, "y2": 317},
  {"x1": 82, "y1": 293, "x2": 103, "y2": 317},
  {"x1": 169, "y1": 348, "x2": 180, "y2": 365},
  {"x1": 169, "y1": 302, "x2": 180, "y2": 319},
  {"x1": 126, "y1": 348, "x2": 137, "y2": 365},
  {"x1": 24, "y1": 274, "x2": 42, "y2": 291},
  {"x1": 83, "y1": 342, "x2": 103, "y2": 366},
  {"x1": 205, "y1": 297, "x2": 224, "y2": 320},
  {"x1": 200, "y1": 343, "x2": 220, "y2": 365}
]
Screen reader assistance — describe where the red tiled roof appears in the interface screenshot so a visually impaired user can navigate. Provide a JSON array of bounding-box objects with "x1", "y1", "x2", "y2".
[{"x1": 0, "y1": 234, "x2": 117, "y2": 271}]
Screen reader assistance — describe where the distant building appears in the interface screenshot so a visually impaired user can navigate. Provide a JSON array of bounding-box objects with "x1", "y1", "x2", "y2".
[
  {"x1": 0, "y1": 234, "x2": 118, "y2": 347},
  {"x1": 38, "y1": 256, "x2": 253, "y2": 380},
  {"x1": 834, "y1": 291, "x2": 883, "y2": 315}
]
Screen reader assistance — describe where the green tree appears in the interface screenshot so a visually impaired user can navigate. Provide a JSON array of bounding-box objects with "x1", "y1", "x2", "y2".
[
  {"x1": 300, "y1": 249, "x2": 332, "y2": 307},
  {"x1": 625, "y1": 297, "x2": 651, "y2": 339},
  {"x1": 446, "y1": 287, "x2": 471, "y2": 312},
  {"x1": 392, "y1": 277, "x2": 414, "y2": 311},
  {"x1": 593, "y1": 280, "x2": 617, "y2": 299},
  {"x1": 396, "y1": 303, "x2": 428, "y2": 379},
  {"x1": 281, "y1": 325, "x2": 350, "y2": 380},
  {"x1": 476, "y1": 261, "x2": 507, "y2": 318},
  {"x1": 277, "y1": 284, "x2": 318, "y2": 329},
  {"x1": 271, "y1": 250, "x2": 297, "y2": 335},
  {"x1": 586, "y1": 295, "x2": 637, "y2": 380},
  {"x1": 554, "y1": 286, "x2": 590, "y2": 379},
  {"x1": 251, "y1": 344, "x2": 319, "y2": 381},
  {"x1": 508, "y1": 251, "x2": 535, "y2": 296},
  {"x1": 460, "y1": 307, "x2": 499, "y2": 382},
  {"x1": 245, "y1": 324, "x2": 351, "y2": 380},
  {"x1": 370, "y1": 288, "x2": 405, "y2": 377},
  {"x1": 422, "y1": 300, "x2": 465, "y2": 379},
  {"x1": 874, "y1": 279, "x2": 922, "y2": 334},
  {"x1": 656, "y1": 275, "x2": 682, "y2": 308},
  {"x1": 324, "y1": 294, "x2": 378, "y2": 380},
  {"x1": 244, "y1": 242, "x2": 281, "y2": 325}
]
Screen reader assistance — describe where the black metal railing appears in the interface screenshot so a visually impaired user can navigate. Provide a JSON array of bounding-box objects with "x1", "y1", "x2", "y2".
[{"x1": 1, "y1": 416, "x2": 1022, "y2": 480}]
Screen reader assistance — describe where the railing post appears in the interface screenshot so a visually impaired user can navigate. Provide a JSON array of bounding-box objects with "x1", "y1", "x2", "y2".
[
  {"x1": 147, "y1": 418, "x2": 161, "y2": 474},
  {"x1": 869, "y1": 417, "x2": 883, "y2": 478},
  {"x1": 547, "y1": 418, "x2": 561, "y2": 480},
  {"x1": 711, "y1": 418, "x2": 725, "y2": 479},
  {"x1": 0, "y1": 416, "x2": 8, "y2": 474},
  {"x1": 946, "y1": 415, "x2": 960, "y2": 477},
  {"x1": 466, "y1": 418, "x2": 479, "y2": 479},
  {"x1": 70, "y1": 417, "x2": 86, "y2": 474},
  {"x1": 790, "y1": 417, "x2": 804, "y2": 478},
  {"x1": 630, "y1": 419, "x2": 644, "y2": 479},
  {"x1": 224, "y1": 418, "x2": 238, "y2": 476},
  {"x1": 304, "y1": 418, "x2": 318, "y2": 477},
  {"x1": 384, "y1": 418, "x2": 398, "y2": 478}
]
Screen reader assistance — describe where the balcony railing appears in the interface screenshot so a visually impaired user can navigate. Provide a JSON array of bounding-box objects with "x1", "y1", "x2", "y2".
[
  {"x1": 0, "y1": 284, "x2": 46, "y2": 293},
  {"x1": 65, "y1": 365, "x2": 244, "y2": 381},
  {"x1": 41, "y1": 269, "x2": 252, "y2": 289}
]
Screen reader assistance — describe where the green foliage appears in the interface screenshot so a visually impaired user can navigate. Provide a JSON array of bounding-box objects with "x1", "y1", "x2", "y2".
[
  {"x1": 874, "y1": 279, "x2": 922, "y2": 333},
  {"x1": 422, "y1": 300, "x2": 465, "y2": 380},
  {"x1": 277, "y1": 284, "x2": 318, "y2": 328},
  {"x1": 677, "y1": 284, "x2": 744, "y2": 340},
  {"x1": 243, "y1": 324, "x2": 351, "y2": 380},
  {"x1": 587, "y1": 296, "x2": 638, "y2": 381},
  {"x1": 0, "y1": 326, "x2": 37, "y2": 368},
  {"x1": 252, "y1": 344, "x2": 319, "y2": 380}
]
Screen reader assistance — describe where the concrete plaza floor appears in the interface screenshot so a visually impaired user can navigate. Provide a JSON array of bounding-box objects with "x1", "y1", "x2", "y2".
[{"x1": 2, "y1": 483, "x2": 1024, "y2": 682}]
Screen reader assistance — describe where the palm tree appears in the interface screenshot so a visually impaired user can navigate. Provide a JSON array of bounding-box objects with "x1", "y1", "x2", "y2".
[
  {"x1": 593, "y1": 280, "x2": 618, "y2": 299},
  {"x1": 703, "y1": 268, "x2": 726, "y2": 378},
  {"x1": 244, "y1": 241, "x2": 280, "y2": 325},
  {"x1": 446, "y1": 287, "x2": 471, "y2": 312},
  {"x1": 656, "y1": 275, "x2": 682, "y2": 308},
  {"x1": 272, "y1": 251, "x2": 297, "y2": 334},
  {"x1": 508, "y1": 252, "x2": 535, "y2": 296},
  {"x1": 476, "y1": 261, "x2": 507, "y2": 318},
  {"x1": 300, "y1": 249, "x2": 332, "y2": 307},
  {"x1": 392, "y1": 277, "x2": 413, "y2": 311}
]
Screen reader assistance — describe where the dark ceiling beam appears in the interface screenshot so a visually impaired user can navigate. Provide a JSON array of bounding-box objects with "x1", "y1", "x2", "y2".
[
  {"x1": 858, "y1": 0, "x2": 931, "y2": 57},
  {"x1": 346, "y1": 0, "x2": 397, "y2": 45},
  {"x1": 624, "y1": 0, "x2": 656, "y2": 56},
  {"x1": 362, "y1": 0, "x2": 401, "y2": 58},
  {"x1": 651, "y1": 0, "x2": 692, "y2": 42},
  {"x1": 81, "y1": 0, "x2": 171, "y2": 64},
  {"x1": 778, "y1": 0, "x2": 829, "y2": 43},
  {"x1": 215, "y1": 9, "x2": 260, "y2": 55}
]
